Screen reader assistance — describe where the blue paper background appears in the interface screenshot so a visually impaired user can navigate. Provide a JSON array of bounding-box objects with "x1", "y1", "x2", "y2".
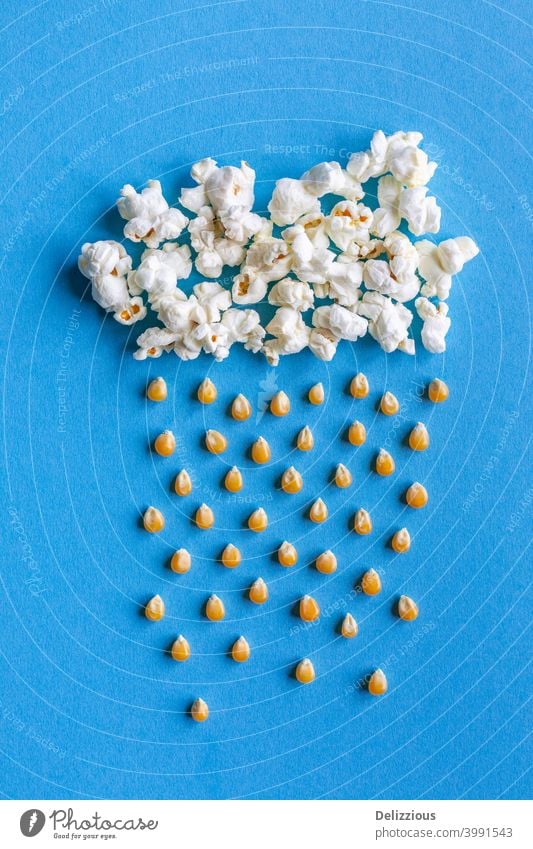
[{"x1": 1, "y1": 0, "x2": 531, "y2": 800}]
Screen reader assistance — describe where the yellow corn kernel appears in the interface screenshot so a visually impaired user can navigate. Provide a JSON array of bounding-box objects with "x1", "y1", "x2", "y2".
[
  {"x1": 406, "y1": 482, "x2": 428, "y2": 509},
  {"x1": 143, "y1": 506, "x2": 165, "y2": 533},
  {"x1": 270, "y1": 390, "x2": 290, "y2": 417},
  {"x1": 205, "y1": 429, "x2": 227, "y2": 454},
  {"x1": 171, "y1": 634, "x2": 190, "y2": 661},
  {"x1": 146, "y1": 376, "x2": 167, "y2": 402},
  {"x1": 391, "y1": 528, "x2": 411, "y2": 554},
  {"x1": 251, "y1": 436, "x2": 271, "y2": 464},
  {"x1": 225, "y1": 466, "x2": 243, "y2": 493},
  {"x1": 295, "y1": 658, "x2": 315, "y2": 684},
  {"x1": 231, "y1": 393, "x2": 252, "y2": 421},
  {"x1": 380, "y1": 391, "x2": 400, "y2": 416},
  {"x1": 353, "y1": 507, "x2": 372, "y2": 535},
  {"x1": 170, "y1": 548, "x2": 191, "y2": 574},
  {"x1": 145, "y1": 594, "x2": 165, "y2": 621},
  {"x1": 335, "y1": 463, "x2": 352, "y2": 488},
  {"x1": 300, "y1": 594, "x2": 320, "y2": 622},
  {"x1": 350, "y1": 372, "x2": 369, "y2": 398},
  {"x1": 348, "y1": 420, "x2": 366, "y2": 446},
  {"x1": 154, "y1": 430, "x2": 176, "y2": 457},
  {"x1": 249, "y1": 577, "x2": 268, "y2": 604},
  {"x1": 195, "y1": 503, "x2": 214, "y2": 529},
  {"x1": 281, "y1": 466, "x2": 303, "y2": 494},
  {"x1": 315, "y1": 550, "x2": 337, "y2": 574},
  {"x1": 197, "y1": 377, "x2": 217, "y2": 404},
  {"x1": 297, "y1": 425, "x2": 314, "y2": 451},
  {"x1": 309, "y1": 497, "x2": 328, "y2": 523},
  {"x1": 409, "y1": 422, "x2": 430, "y2": 451},
  {"x1": 428, "y1": 378, "x2": 449, "y2": 403},
  {"x1": 232, "y1": 636, "x2": 251, "y2": 662},
  {"x1": 221, "y1": 543, "x2": 241, "y2": 569},
  {"x1": 398, "y1": 595, "x2": 419, "y2": 621},
  {"x1": 248, "y1": 507, "x2": 268, "y2": 532},
  {"x1": 205, "y1": 594, "x2": 225, "y2": 621},
  {"x1": 375, "y1": 448, "x2": 395, "y2": 476},
  {"x1": 191, "y1": 697, "x2": 209, "y2": 722},
  {"x1": 341, "y1": 613, "x2": 358, "y2": 638},
  {"x1": 174, "y1": 469, "x2": 192, "y2": 496},
  {"x1": 308, "y1": 382, "x2": 324, "y2": 405},
  {"x1": 368, "y1": 668, "x2": 388, "y2": 696},
  {"x1": 361, "y1": 568, "x2": 382, "y2": 596},
  {"x1": 278, "y1": 541, "x2": 298, "y2": 567}
]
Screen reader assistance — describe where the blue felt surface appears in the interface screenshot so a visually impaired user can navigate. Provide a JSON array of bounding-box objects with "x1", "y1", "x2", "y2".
[{"x1": 0, "y1": 0, "x2": 532, "y2": 801}]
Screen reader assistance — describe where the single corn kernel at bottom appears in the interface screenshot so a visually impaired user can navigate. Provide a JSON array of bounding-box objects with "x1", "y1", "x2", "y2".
[
  {"x1": 335, "y1": 463, "x2": 352, "y2": 488},
  {"x1": 191, "y1": 697, "x2": 209, "y2": 722},
  {"x1": 428, "y1": 378, "x2": 449, "y2": 403},
  {"x1": 171, "y1": 548, "x2": 191, "y2": 574},
  {"x1": 409, "y1": 422, "x2": 430, "y2": 451},
  {"x1": 281, "y1": 466, "x2": 303, "y2": 494},
  {"x1": 308, "y1": 382, "x2": 324, "y2": 405},
  {"x1": 316, "y1": 550, "x2": 337, "y2": 574},
  {"x1": 341, "y1": 612, "x2": 358, "y2": 638},
  {"x1": 300, "y1": 594, "x2": 320, "y2": 622},
  {"x1": 309, "y1": 497, "x2": 328, "y2": 523},
  {"x1": 197, "y1": 377, "x2": 217, "y2": 404},
  {"x1": 297, "y1": 425, "x2": 314, "y2": 451},
  {"x1": 368, "y1": 668, "x2": 388, "y2": 696},
  {"x1": 174, "y1": 469, "x2": 192, "y2": 496},
  {"x1": 391, "y1": 528, "x2": 411, "y2": 554},
  {"x1": 145, "y1": 594, "x2": 165, "y2": 621},
  {"x1": 354, "y1": 507, "x2": 372, "y2": 535},
  {"x1": 380, "y1": 391, "x2": 400, "y2": 416},
  {"x1": 171, "y1": 634, "x2": 190, "y2": 661},
  {"x1": 231, "y1": 393, "x2": 252, "y2": 421},
  {"x1": 278, "y1": 541, "x2": 298, "y2": 567},
  {"x1": 249, "y1": 577, "x2": 268, "y2": 604},
  {"x1": 143, "y1": 506, "x2": 165, "y2": 533},
  {"x1": 348, "y1": 420, "x2": 366, "y2": 446},
  {"x1": 350, "y1": 372, "x2": 369, "y2": 398},
  {"x1": 295, "y1": 658, "x2": 315, "y2": 684},
  {"x1": 225, "y1": 466, "x2": 243, "y2": 492},
  {"x1": 375, "y1": 448, "x2": 395, "y2": 476},
  {"x1": 398, "y1": 595, "x2": 419, "y2": 621},
  {"x1": 406, "y1": 482, "x2": 428, "y2": 509},
  {"x1": 270, "y1": 390, "x2": 290, "y2": 416},
  {"x1": 205, "y1": 429, "x2": 227, "y2": 454},
  {"x1": 154, "y1": 430, "x2": 176, "y2": 457},
  {"x1": 251, "y1": 436, "x2": 271, "y2": 464},
  {"x1": 195, "y1": 503, "x2": 214, "y2": 529},
  {"x1": 205, "y1": 594, "x2": 225, "y2": 621},
  {"x1": 248, "y1": 507, "x2": 268, "y2": 532},
  {"x1": 146, "y1": 376, "x2": 167, "y2": 402},
  {"x1": 232, "y1": 636, "x2": 251, "y2": 662},
  {"x1": 361, "y1": 568, "x2": 382, "y2": 596},
  {"x1": 221, "y1": 543, "x2": 241, "y2": 568}
]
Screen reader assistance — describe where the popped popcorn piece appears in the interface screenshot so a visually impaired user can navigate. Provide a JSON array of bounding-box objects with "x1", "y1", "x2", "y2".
[
  {"x1": 372, "y1": 176, "x2": 402, "y2": 237},
  {"x1": 347, "y1": 130, "x2": 389, "y2": 182},
  {"x1": 268, "y1": 277, "x2": 314, "y2": 312},
  {"x1": 373, "y1": 176, "x2": 441, "y2": 238},
  {"x1": 128, "y1": 243, "x2": 192, "y2": 304},
  {"x1": 193, "y1": 281, "x2": 232, "y2": 322},
  {"x1": 363, "y1": 258, "x2": 420, "y2": 303},
  {"x1": 113, "y1": 297, "x2": 147, "y2": 326},
  {"x1": 416, "y1": 236, "x2": 479, "y2": 299},
  {"x1": 232, "y1": 270, "x2": 268, "y2": 305},
  {"x1": 300, "y1": 161, "x2": 363, "y2": 200},
  {"x1": 117, "y1": 180, "x2": 188, "y2": 247},
  {"x1": 78, "y1": 240, "x2": 131, "y2": 281},
  {"x1": 267, "y1": 178, "x2": 321, "y2": 226},
  {"x1": 308, "y1": 327, "x2": 339, "y2": 361},
  {"x1": 312, "y1": 304, "x2": 367, "y2": 342},
  {"x1": 133, "y1": 327, "x2": 179, "y2": 360},
  {"x1": 242, "y1": 234, "x2": 292, "y2": 282},
  {"x1": 327, "y1": 201, "x2": 374, "y2": 250},
  {"x1": 292, "y1": 247, "x2": 336, "y2": 287},
  {"x1": 281, "y1": 224, "x2": 314, "y2": 263},
  {"x1": 415, "y1": 297, "x2": 451, "y2": 353},
  {"x1": 327, "y1": 255, "x2": 364, "y2": 307},
  {"x1": 358, "y1": 292, "x2": 414, "y2": 354},
  {"x1": 296, "y1": 212, "x2": 330, "y2": 250},
  {"x1": 263, "y1": 307, "x2": 310, "y2": 363},
  {"x1": 387, "y1": 137, "x2": 437, "y2": 187}
]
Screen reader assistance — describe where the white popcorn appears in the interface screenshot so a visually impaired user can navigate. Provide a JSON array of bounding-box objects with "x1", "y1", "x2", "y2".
[
  {"x1": 193, "y1": 281, "x2": 232, "y2": 321},
  {"x1": 372, "y1": 176, "x2": 402, "y2": 237},
  {"x1": 387, "y1": 138, "x2": 437, "y2": 187},
  {"x1": 190, "y1": 157, "x2": 218, "y2": 184},
  {"x1": 327, "y1": 201, "x2": 374, "y2": 250},
  {"x1": 416, "y1": 236, "x2": 479, "y2": 299},
  {"x1": 156, "y1": 293, "x2": 197, "y2": 333},
  {"x1": 308, "y1": 327, "x2": 338, "y2": 361},
  {"x1": 265, "y1": 307, "x2": 311, "y2": 355},
  {"x1": 232, "y1": 270, "x2": 268, "y2": 305},
  {"x1": 269, "y1": 277, "x2": 314, "y2": 312},
  {"x1": 363, "y1": 231, "x2": 420, "y2": 303},
  {"x1": 358, "y1": 292, "x2": 414, "y2": 353},
  {"x1": 312, "y1": 304, "x2": 367, "y2": 342},
  {"x1": 117, "y1": 180, "x2": 188, "y2": 247},
  {"x1": 344, "y1": 239, "x2": 385, "y2": 260},
  {"x1": 113, "y1": 297, "x2": 147, "y2": 326},
  {"x1": 383, "y1": 231, "x2": 418, "y2": 281},
  {"x1": 347, "y1": 130, "x2": 389, "y2": 182},
  {"x1": 399, "y1": 187, "x2": 441, "y2": 236},
  {"x1": 327, "y1": 255, "x2": 364, "y2": 307},
  {"x1": 204, "y1": 161, "x2": 256, "y2": 216},
  {"x1": 78, "y1": 240, "x2": 131, "y2": 281},
  {"x1": 128, "y1": 243, "x2": 192, "y2": 304},
  {"x1": 292, "y1": 248, "x2": 335, "y2": 286},
  {"x1": 89, "y1": 272, "x2": 130, "y2": 313},
  {"x1": 78, "y1": 240, "x2": 138, "y2": 317},
  {"x1": 281, "y1": 224, "x2": 314, "y2": 263},
  {"x1": 415, "y1": 297, "x2": 451, "y2": 353},
  {"x1": 296, "y1": 212, "x2": 330, "y2": 250},
  {"x1": 267, "y1": 178, "x2": 320, "y2": 226},
  {"x1": 242, "y1": 235, "x2": 292, "y2": 282},
  {"x1": 179, "y1": 184, "x2": 208, "y2": 213},
  {"x1": 133, "y1": 326, "x2": 179, "y2": 360},
  {"x1": 222, "y1": 308, "x2": 265, "y2": 352},
  {"x1": 300, "y1": 161, "x2": 363, "y2": 200}
]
